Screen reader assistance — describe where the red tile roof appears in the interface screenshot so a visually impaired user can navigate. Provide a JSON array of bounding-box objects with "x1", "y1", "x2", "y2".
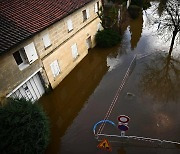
[{"x1": 0, "y1": 0, "x2": 93, "y2": 54}]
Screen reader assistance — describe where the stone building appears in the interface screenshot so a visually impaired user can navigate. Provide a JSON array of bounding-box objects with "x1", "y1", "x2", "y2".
[{"x1": 0, "y1": 0, "x2": 101, "y2": 102}]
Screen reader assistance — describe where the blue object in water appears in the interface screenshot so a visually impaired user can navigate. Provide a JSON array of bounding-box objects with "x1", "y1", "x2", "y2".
[
  {"x1": 93, "y1": 120, "x2": 116, "y2": 134},
  {"x1": 118, "y1": 124, "x2": 129, "y2": 131}
]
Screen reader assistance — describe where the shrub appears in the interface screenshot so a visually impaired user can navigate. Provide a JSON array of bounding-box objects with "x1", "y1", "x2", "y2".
[
  {"x1": 142, "y1": 1, "x2": 151, "y2": 10},
  {"x1": 128, "y1": 5, "x2": 142, "y2": 19},
  {"x1": 95, "y1": 29, "x2": 121, "y2": 48},
  {"x1": 131, "y1": 0, "x2": 144, "y2": 7},
  {"x1": 0, "y1": 98, "x2": 50, "y2": 154}
]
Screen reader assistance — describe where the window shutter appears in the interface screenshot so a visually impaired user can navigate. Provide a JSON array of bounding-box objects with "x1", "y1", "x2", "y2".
[
  {"x1": 67, "y1": 19, "x2": 73, "y2": 31},
  {"x1": 86, "y1": 8, "x2": 90, "y2": 19},
  {"x1": 50, "y1": 60, "x2": 60, "y2": 77},
  {"x1": 127, "y1": 0, "x2": 130, "y2": 8},
  {"x1": 118, "y1": 9, "x2": 121, "y2": 20},
  {"x1": 54, "y1": 60, "x2": 60, "y2": 76},
  {"x1": 50, "y1": 62, "x2": 56, "y2": 77},
  {"x1": 97, "y1": 23, "x2": 103, "y2": 31},
  {"x1": 24, "y1": 42, "x2": 38, "y2": 64},
  {"x1": 71, "y1": 43, "x2": 79, "y2": 59},
  {"x1": 42, "y1": 34, "x2": 51, "y2": 48},
  {"x1": 95, "y1": 3, "x2": 98, "y2": 13}
]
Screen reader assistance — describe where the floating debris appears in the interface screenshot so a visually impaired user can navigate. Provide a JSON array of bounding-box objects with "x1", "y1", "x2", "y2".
[{"x1": 127, "y1": 92, "x2": 135, "y2": 97}]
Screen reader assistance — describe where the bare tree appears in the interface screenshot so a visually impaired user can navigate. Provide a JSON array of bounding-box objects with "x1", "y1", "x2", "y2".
[{"x1": 157, "y1": 0, "x2": 180, "y2": 56}]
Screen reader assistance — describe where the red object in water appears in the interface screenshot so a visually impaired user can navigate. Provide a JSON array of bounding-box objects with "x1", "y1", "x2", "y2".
[{"x1": 117, "y1": 115, "x2": 130, "y2": 123}]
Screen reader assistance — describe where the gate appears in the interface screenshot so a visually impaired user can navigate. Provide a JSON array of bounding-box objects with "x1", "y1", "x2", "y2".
[{"x1": 7, "y1": 71, "x2": 45, "y2": 102}]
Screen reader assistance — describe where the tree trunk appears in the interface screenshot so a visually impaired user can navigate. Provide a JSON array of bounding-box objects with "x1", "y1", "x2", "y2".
[{"x1": 168, "y1": 30, "x2": 177, "y2": 56}]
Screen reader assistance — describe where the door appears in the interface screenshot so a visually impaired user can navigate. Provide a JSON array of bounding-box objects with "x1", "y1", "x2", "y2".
[
  {"x1": 8, "y1": 72, "x2": 45, "y2": 102},
  {"x1": 86, "y1": 37, "x2": 92, "y2": 50}
]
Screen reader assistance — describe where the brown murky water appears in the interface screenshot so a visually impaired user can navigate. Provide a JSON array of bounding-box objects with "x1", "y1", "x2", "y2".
[{"x1": 40, "y1": 2, "x2": 180, "y2": 154}]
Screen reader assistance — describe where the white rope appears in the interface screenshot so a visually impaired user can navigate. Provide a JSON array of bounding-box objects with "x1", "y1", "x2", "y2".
[{"x1": 97, "y1": 133, "x2": 180, "y2": 146}]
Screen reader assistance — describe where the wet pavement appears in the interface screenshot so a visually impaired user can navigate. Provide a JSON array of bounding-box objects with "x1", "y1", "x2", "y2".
[{"x1": 40, "y1": 2, "x2": 180, "y2": 154}]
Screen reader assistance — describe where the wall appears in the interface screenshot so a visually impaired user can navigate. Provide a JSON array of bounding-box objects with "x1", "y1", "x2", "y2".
[
  {"x1": 42, "y1": 17, "x2": 100, "y2": 88},
  {"x1": 0, "y1": 39, "x2": 42, "y2": 100},
  {"x1": 34, "y1": 0, "x2": 101, "y2": 59},
  {"x1": 34, "y1": 0, "x2": 101, "y2": 88}
]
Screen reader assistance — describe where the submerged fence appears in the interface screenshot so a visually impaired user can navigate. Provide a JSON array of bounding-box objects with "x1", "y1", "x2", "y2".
[{"x1": 96, "y1": 133, "x2": 180, "y2": 149}]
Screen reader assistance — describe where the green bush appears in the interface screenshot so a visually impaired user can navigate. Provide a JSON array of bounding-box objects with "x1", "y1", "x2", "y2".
[
  {"x1": 131, "y1": 0, "x2": 144, "y2": 7},
  {"x1": 0, "y1": 98, "x2": 50, "y2": 154},
  {"x1": 95, "y1": 29, "x2": 121, "y2": 48},
  {"x1": 142, "y1": 1, "x2": 151, "y2": 10},
  {"x1": 128, "y1": 5, "x2": 142, "y2": 19},
  {"x1": 130, "y1": 0, "x2": 151, "y2": 10}
]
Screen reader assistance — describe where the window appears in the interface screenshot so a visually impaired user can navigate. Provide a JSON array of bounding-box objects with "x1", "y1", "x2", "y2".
[
  {"x1": 13, "y1": 49, "x2": 28, "y2": 66},
  {"x1": 24, "y1": 42, "x2": 38, "y2": 64},
  {"x1": 50, "y1": 60, "x2": 61, "y2": 78},
  {"x1": 82, "y1": 8, "x2": 90, "y2": 22},
  {"x1": 97, "y1": 23, "x2": 103, "y2": 31},
  {"x1": 86, "y1": 36, "x2": 92, "y2": 50},
  {"x1": 13, "y1": 42, "x2": 38, "y2": 70},
  {"x1": 67, "y1": 19, "x2": 73, "y2": 32},
  {"x1": 127, "y1": 0, "x2": 130, "y2": 9},
  {"x1": 71, "y1": 43, "x2": 79, "y2": 59},
  {"x1": 42, "y1": 34, "x2": 51, "y2": 48},
  {"x1": 94, "y1": 2, "x2": 99, "y2": 13}
]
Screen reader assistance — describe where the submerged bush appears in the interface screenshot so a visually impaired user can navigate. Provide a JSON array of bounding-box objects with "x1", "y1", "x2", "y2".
[
  {"x1": 131, "y1": 0, "x2": 144, "y2": 7},
  {"x1": 142, "y1": 1, "x2": 151, "y2": 10},
  {"x1": 0, "y1": 98, "x2": 50, "y2": 154},
  {"x1": 95, "y1": 29, "x2": 121, "y2": 48}
]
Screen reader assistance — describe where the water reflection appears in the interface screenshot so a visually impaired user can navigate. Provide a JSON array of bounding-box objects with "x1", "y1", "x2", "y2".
[
  {"x1": 118, "y1": 147, "x2": 126, "y2": 154},
  {"x1": 140, "y1": 54, "x2": 180, "y2": 103},
  {"x1": 40, "y1": 48, "x2": 119, "y2": 154},
  {"x1": 39, "y1": 2, "x2": 180, "y2": 153},
  {"x1": 129, "y1": 11, "x2": 143, "y2": 50},
  {"x1": 157, "y1": 0, "x2": 168, "y2": 16}
]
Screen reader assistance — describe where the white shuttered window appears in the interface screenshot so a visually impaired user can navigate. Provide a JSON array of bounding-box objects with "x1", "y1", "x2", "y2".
[
  {"x1": 86, "y1": 8, "x2": 90, "y2": 19},
  {"x1": 24, "y1": 42, "x2": 38, "y2": 64},
  {"x1": 95, "y1": 3, "x2": 98, "y2": 13},
  {"x1": 42, "y1": 34, "x2": 51, "y2": 48},
  {"x1": 67, "y1": 19, "x2": 73, "y2": 31},
  {"x1": 50, "y1": 60, "x2": 61, "y2": 77},
  {"x1": 71, "y1": 43, "x2": 79, "y2": 59},
  {"x1": 127, "y1": 0, "x2": 130, "y2": 8},
  {"x1": 97, "y1": 23, "x2": 103, "y2": 31}
]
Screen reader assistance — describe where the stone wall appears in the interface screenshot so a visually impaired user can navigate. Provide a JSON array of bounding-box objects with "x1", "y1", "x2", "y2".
[
  {"x1": 42, "y1": 17, "x2": 100, "y2": 88},
  {"x1": 0, "y1": 39, "x2": 42, "y2": 100}
]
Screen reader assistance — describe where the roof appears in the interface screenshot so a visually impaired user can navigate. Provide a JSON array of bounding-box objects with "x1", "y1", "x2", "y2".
[{"x1": 0, "y1": 0, "x2": 93, "y2": 54}]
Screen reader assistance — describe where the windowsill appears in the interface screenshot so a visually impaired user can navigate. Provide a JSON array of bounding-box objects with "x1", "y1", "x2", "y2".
[
  {"x1": 53, "y1": 73, "x2": 61, "y2": 81},
  {"x1": 18, "y1": 63, "x2": 30, "y2": 71},
  {"x1": 44, "y1": 44, "x2": 52, "y2": 50},
  {"x1": 68, "y1": 29, "x2": 73, "y2": 33},
  {"x1": 73, "y1": 55, "x2": 80, "y2": 61}
]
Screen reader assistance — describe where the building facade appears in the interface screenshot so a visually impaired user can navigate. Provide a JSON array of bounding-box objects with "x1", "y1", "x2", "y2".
[{"x1": 0, "y1": 0, "x2": 102, "y2": 102}]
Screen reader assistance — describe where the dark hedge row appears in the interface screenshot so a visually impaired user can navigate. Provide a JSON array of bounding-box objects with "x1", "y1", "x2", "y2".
[{"x1": 0, "y1": 98, "x2": 50, "y2": 154}]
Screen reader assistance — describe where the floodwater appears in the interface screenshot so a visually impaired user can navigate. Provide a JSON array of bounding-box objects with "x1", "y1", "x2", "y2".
[{"x1": 40, "y1": 2, "x2": 180, "y2": 154}]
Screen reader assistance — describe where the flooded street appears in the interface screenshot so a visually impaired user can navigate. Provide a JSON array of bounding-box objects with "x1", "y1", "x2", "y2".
[{"x1": 40, "y1": 3, "x2": 180, "y2": 154}]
